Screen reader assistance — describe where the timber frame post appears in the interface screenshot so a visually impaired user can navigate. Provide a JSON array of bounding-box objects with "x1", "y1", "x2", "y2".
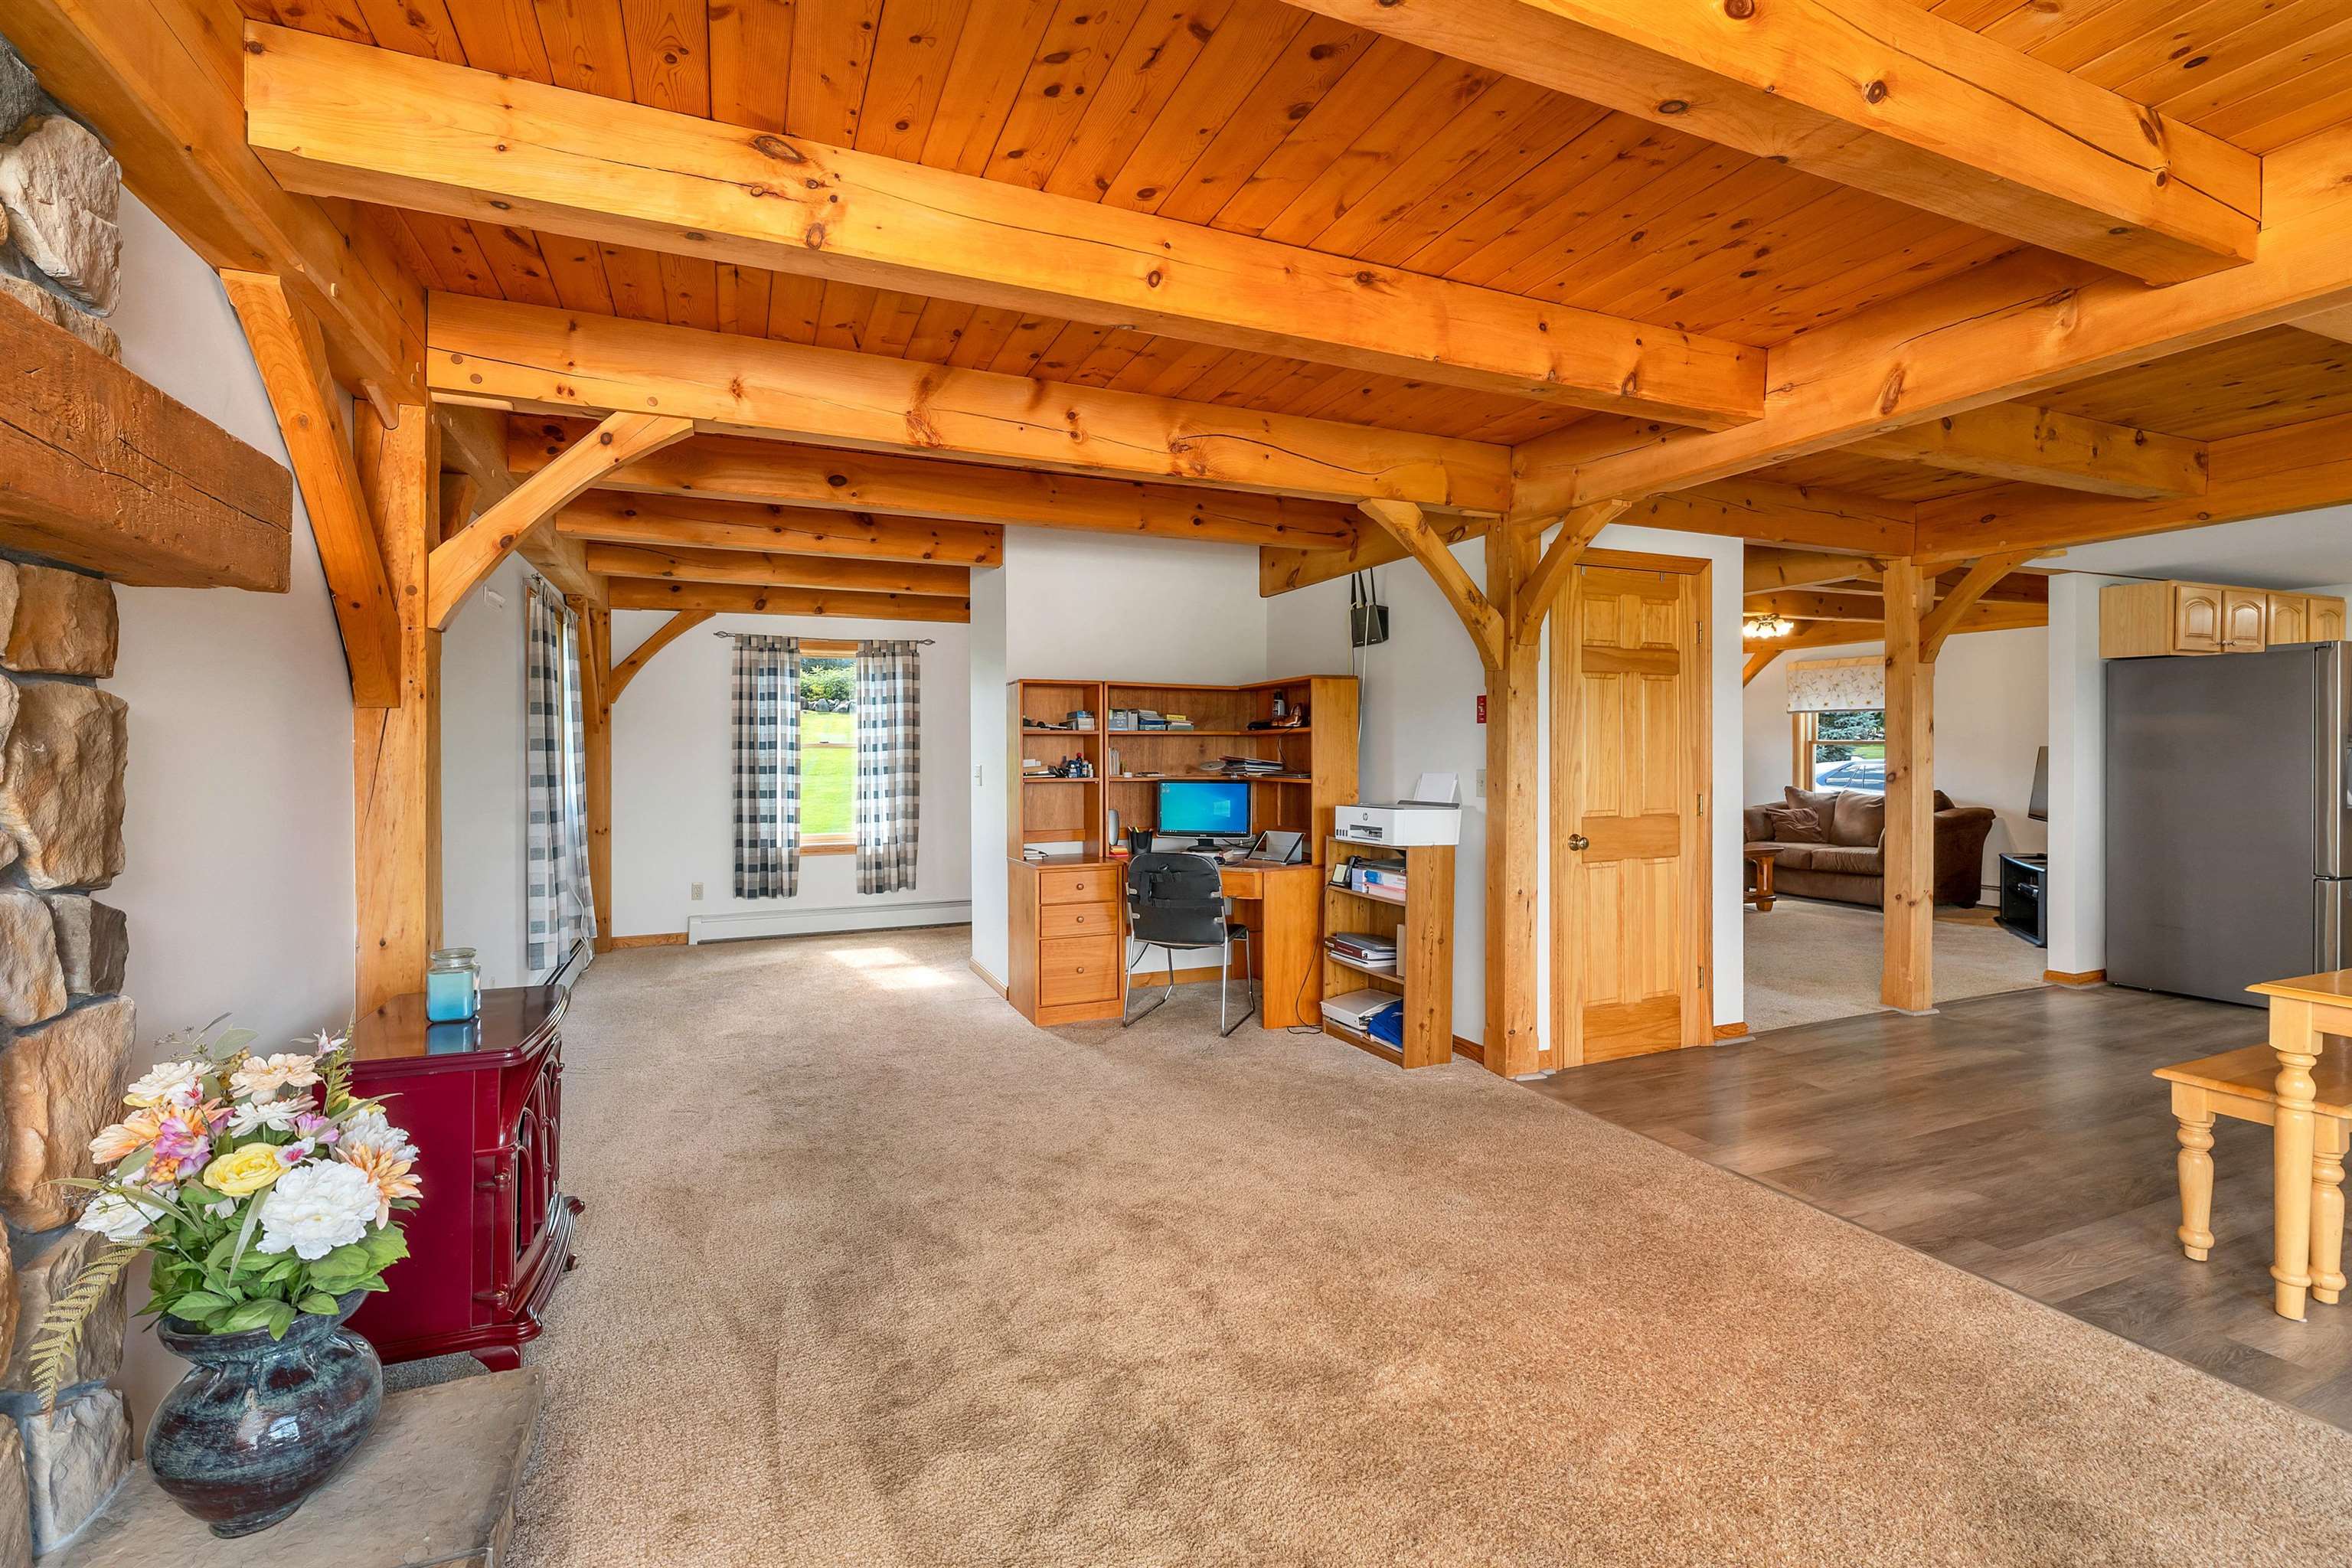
[
  {"x1": 1880, "y1": 560, "x2": 1935, "y2": 1014},
  {"x1": 1484, "y1": 520, "x2": 1544, "y2": 1076},
  {"x1": 570, "y1": 593, "x2": 615, "y2": 953},
  {"x1": 353, "y1": 403, "x2": 440, "y2": 1014}
]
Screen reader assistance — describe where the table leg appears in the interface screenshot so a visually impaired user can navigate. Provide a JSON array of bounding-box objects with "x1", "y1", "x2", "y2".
[
  {"x1": 1754, "y1": 854, "x2": 1775, "y2": 913},
  {"x1": 2171, "y1": 1083, "x2": 2216, "y2": 1263},
  {"x1": 2271, "y1": 997, "x2": 2320, "y2": 1321},
  {"x1": 2315, "y1": 1116, "x2": 2347, "y2": 1306}
]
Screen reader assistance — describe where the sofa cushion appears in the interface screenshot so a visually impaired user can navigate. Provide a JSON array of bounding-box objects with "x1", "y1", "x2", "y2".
[
  {"x1": 1803, "y1": 844, "x2": 1883, "y2": 877},
  {"x1": 1763, "y1": 805, "x2": 1826, "y2": 843},
  {"x1": 1830, "y1": 791, "x2": 1885, "y2": 847},
  {"x1": 1765, "y1": 844, "x2": 1822, "y2": 873},
  {"x1": 1783, "y1": 786, "x2": 1841, "y2": 825}
]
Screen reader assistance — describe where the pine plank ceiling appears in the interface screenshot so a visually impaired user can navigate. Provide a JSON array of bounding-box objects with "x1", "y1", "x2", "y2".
[{"x1": 241, "y1": 0, "x2": 2352, "y2": 501}]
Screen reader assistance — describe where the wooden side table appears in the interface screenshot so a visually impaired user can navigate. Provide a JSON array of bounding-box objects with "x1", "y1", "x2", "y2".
[
  {"x1": 1743, "y1": 847, "x2": 1778, "y2": 912},
  {"x1": 2245, "y1": 969, "x2": 2352, "y2": 1319}
]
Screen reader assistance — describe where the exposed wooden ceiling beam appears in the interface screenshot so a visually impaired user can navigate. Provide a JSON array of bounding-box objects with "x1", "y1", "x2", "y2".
[
  {"x1": 1514, "y1": 501, "x2": 1628, "y2": 645},
  {"x1": 1745, "y1": 560, "x2": 2044, "y2": 605},
  {"x1": 1282, "y1": 0, "x2": 2259, "y2": 286},
  {"x1": 607, "y1": 579, "x2": 970, "y2": 623},
  {"x1": 2301, "y1": 305, "x2": 2352, "y2": 345},
  {"x1": 1746, "y1": 602, "x2": 2047, "y2": 653},
  {"x1": 1359, "y1": 501, "x2": 1504, "y2": 671},
  {"x1": 8, "y1": 0, "x2": 422, "y2": 406},
  {"x1": 583, "y1": 543, "x2": 970, "y2": 598},
  {"x1": 1847, "y1": 404, "x2": 2208, "y2": 499},
  {"x1": 558, "y1": 492, "x2": 1004, "y2": 567},
  {"x1": 1525, "y1": 127, "x2": 2352, "y2": 515},
  {"x1": 1744, "y1": 548, "x2": 1886, "y2": 595},
  {"x1": 514, "y1": 420, "x2": 1357, "y2": 549},
  {"x1": 1743, "y1": 649, "x2": 1782, "y2": 687},
  {"x1": 1914, "y1": 409, "x2": 2352, "y2": 564},
  {"x1": 244, "y1": 24, "x2": 1762, "y2": 431},
  {"x1": 428, "y1": 412, "x2": 693, "y2": 629},
  {"x1": 1263, "y1": 479, "x2": 1914, "y2": 596},
  {"x1": 435, "y1": 405, "x2": 518, "y2": 510},
  {"x1": 219, "y1": 271, "x2": 401, "y2": 706},
  {"x1": 429, "y1": 295, "x2": 1511, "y2": 513},
  {"x1": 1746, "y1": 590, "x2": 1894, "y2": 623}
]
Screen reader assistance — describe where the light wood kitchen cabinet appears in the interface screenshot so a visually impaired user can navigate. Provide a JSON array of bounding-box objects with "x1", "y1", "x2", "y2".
[
  {"x1": 2268, "y1": 593, "x2": 2311, "y2": 645},
  {"x1": 2102, "y1": 580, "x2": 2347, "y2": 658},
  {"x1": 2224, "y1": 588, "x2": 2271, "y2": 650}
]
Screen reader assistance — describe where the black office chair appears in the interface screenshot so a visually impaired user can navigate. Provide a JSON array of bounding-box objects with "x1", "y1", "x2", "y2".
[{"x1": 1122, "y1": 852, "x2": 1256, "y2": 1036}]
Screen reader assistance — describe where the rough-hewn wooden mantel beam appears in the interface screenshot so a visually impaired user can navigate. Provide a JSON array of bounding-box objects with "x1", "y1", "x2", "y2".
[
  {"x1": 430, "y1": 296, "x2": 1511, "y2": 512},
  {"x1": 1527, "y1": 128, "x2": 2352, "y2": 514},
  {"x1": 246, "y1": 25, "x2": 1763, "y2": 430},
  {"x1": 0, "y1": 289, "x2": 292, "y2": 590},
  {"x1": 1282, "y1": 0, "x2": 2259, "y2": 286},
  {"x1": 514, "y1": 420, "x2": 1357, "y2": 550},
  {"x1": 8, "y1": 0, "x2": 423, "y2": 405}
]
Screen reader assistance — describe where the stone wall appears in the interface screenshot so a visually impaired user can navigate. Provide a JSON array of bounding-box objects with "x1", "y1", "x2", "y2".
[
  {"x1": 0, "y1": 35, "x2": 132, "y2": 1558},
  {"x1": 0, "y1": 561, "x2": 132, "y2": 1562},
  {"x1": 0, "y1": 38, "x2": 115, "y2": 361}
]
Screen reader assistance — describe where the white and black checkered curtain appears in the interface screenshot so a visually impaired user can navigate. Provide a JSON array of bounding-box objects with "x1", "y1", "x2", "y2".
[
  {"x1": 854, "y1": 640, "x2": 921, "y2": 894},
  {"x1": 732, "y1": 635, "x2": 799, "y2": 898},
  {"x1": 525, "y1": 585, "x2": 596, "y2": 970}
]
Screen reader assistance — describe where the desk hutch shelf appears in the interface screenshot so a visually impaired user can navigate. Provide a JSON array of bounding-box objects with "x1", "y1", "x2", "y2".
[
  {"x1": 1321, "y1": 838, "x2": 1456, "y2": 1070},
  {"x1": 1003, "y1": 675, "x2": 1358, "y2": 1028}
]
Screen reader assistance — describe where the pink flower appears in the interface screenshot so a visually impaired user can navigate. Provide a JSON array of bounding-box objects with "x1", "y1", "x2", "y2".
[
  {"x1": 276, "y1": 1141, "x2": 315, "y2": 1167},
  {"x1": 294, "y1": 1113, "x2": 341, "y2": 1145}
]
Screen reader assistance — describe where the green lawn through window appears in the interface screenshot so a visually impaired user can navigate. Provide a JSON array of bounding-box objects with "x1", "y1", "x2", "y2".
[{"x1": 801, "y1": 709, "x2": 853, "y2": 838}]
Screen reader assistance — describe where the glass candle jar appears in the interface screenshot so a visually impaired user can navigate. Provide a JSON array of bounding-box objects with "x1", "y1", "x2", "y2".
[{"x1": 424, "y1": 947, "x2": 481, "y2": 1023}]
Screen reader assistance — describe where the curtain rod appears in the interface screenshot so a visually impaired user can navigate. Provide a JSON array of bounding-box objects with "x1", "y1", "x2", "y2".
[{"x1": 710, "y1": 631, "x2": 936, "y2": 645}]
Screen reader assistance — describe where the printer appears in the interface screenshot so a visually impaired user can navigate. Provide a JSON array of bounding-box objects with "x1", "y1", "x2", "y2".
[{"x1": 1334, "y1": 772, "x2": 1462, "y2": 848}]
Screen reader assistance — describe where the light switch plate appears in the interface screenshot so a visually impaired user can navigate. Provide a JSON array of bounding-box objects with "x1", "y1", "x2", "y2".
[{"x1": 689, "y1": 882, "x2": 704, "y2": 901}]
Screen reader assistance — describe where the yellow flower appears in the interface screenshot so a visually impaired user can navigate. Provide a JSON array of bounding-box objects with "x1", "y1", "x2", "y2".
[{"x1": 204, "y1": 1143, "x2": 288, "y2": 1197}]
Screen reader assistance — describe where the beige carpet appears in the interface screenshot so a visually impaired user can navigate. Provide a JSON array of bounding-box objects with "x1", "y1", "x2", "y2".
[
  {"x1": 1746, "y1": 895, "x2": 2047, "y2": 1034},
  {"x1": 476, "y1": 926, "x2": 2352, "y2": 1565}
]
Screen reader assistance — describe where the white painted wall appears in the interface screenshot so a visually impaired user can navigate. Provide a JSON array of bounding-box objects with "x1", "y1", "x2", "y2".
[
  {"x1": 1004, "y1": 530, "x2": 1268, "y2": 682},
  {"x1": 103, "y1": 194, "x2": 361, "y2": 1427},
  {"x1": 969, "y1": 566, "x2": 1009, "y2": 984},
  {"x1": 1742, "y1": 628, "x2": 2050, "y2": 888},
  {"x1": 437, "y1": 556, "x2": 537, "y2": 989},
  {"x1": 1263, "y1": 523, "x2": 1746, "y2": 1044},
  {"x1": 609, "y1": 610, "x2": 972, "y2": 938},
  {"x1": 2047, "y1": 574, "x2": 2128, "y2": 977}
]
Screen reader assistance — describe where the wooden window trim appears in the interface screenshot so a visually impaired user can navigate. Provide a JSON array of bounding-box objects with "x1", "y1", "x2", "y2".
[
  {"x1": 1792, "y1": 711, "x2": 1817, "y2": 790},
  {"x1": 802, "y1": 838, "x2": 855, "y2": 855}
]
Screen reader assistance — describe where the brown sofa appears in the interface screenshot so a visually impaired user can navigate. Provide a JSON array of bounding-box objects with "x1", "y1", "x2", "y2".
[{"x1": 1743, "y1": 787, "x2": 1996, "y2": 910}]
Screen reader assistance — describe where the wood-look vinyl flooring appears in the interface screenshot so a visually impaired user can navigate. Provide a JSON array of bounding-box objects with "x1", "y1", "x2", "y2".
[{"x1": 1527, "y1": 983, "x2": 2352, "y2": 1432}]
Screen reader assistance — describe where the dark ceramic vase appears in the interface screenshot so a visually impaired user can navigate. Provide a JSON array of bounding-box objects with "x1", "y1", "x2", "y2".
[{"x1": 146, "y1": 1291, "x2": 383, "y2": 1537}]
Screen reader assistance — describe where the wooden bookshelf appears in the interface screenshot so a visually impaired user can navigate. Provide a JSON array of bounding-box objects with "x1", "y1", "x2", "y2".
[{"x1": 1321, "y1": 838, "x2": 1455, "y2": 1070}]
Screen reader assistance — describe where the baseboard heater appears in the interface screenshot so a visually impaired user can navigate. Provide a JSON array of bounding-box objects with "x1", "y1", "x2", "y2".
[{"x1": 687, "y1": 900, "x2": 973, "y2": 946}]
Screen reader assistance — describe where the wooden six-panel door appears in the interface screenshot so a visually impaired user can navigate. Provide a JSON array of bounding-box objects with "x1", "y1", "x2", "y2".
[{"x1": 1552, "y1": 561, "x2": 1710, "y2": 1066}]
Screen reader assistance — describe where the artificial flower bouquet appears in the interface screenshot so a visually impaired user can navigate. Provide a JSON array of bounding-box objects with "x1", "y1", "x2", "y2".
[{"x1": 30, "y1": 1021, "x2": 423, "y2": 1405}]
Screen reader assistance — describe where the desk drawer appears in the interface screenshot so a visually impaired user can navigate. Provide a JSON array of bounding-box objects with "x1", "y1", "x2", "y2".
[
  {"x1": 1038, "y1": 867, "x2": 1118, "y2": 906},
  {"x1": 1038, "y1": 936, "x2": 1121, "y2": 1005},
  {"x1": 1038, "y1": 902, "x2": 1119, "y2": 939}
]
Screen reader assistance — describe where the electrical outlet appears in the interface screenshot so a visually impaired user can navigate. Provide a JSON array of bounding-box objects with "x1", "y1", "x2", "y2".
[
  {"x1": 689, "y1": 882, "x2": 704, "y2": 902},
  {"x1": 1476, "y1": 768, "x2": 1487, "y2": 799},
  {"x1": 974, "y1": 765, "x2": 985, "y2": 786}
]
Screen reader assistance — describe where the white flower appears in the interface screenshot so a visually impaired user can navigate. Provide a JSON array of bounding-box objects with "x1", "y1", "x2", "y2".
[
  {"x1": 229, "y1": 1054, "x2": 321, "y2": 1102},
  {"x1": 77, "y1": 1190, "x2": 165, "y2": 1243},
  {"x1": 302, "y1": 1027, "x2": 347, "y2": 1057},
  {"x1": 339, "y1": 1108, "x2": 418, "y2": 1164},
  {"x1": 227, "y1": 1097, "x2": 309, "y2": 1135},
  {"x1": 124, "y1": 1061, "x2": 204, "y2": 1109},
  {"x1": 253, "y1": 1161, "x2": 378, "y2": 1260}
]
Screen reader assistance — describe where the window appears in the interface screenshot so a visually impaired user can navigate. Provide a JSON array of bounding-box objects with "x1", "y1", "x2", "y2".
[
  {"x1": 1796, "y1": 708, "x2": 1886, "y2": 793},
  {"x1": 798, "y1": 649, "x2": 855, "y2": 851}
]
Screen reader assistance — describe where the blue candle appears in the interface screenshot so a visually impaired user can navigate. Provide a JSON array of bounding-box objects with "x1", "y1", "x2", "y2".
[{"x1": 425, "y1": 949, "x2": 480, "y2": 1021}]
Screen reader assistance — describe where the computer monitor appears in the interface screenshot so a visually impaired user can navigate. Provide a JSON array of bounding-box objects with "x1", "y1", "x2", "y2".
[{"x1": 1158, "y1": 779, "x2": 1250, "y2": 848}]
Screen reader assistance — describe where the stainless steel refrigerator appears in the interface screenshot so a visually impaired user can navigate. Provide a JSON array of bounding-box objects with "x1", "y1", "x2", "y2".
[{"x1": 2107, "y1": 642, "x2": 2352, "y2": 1006}]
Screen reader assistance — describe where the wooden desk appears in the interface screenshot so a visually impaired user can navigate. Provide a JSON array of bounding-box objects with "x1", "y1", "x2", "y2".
[
  {"x1": 1215, "y1": 861, "x2": 1324, "y2": 1028},
  {"x1": 2246, "y1": 969, "x2": 2352, "y2": 1318}
]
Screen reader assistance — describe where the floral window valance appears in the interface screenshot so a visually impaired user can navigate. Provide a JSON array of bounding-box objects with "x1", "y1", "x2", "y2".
[{"x1": 1787, "y1": 656, "x2": 1883, "y2": 714}]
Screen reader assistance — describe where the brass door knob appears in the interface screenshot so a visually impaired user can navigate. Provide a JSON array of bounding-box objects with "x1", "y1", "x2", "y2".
[{"x1": 1567, "y1": 833, "x2": 1590, "y2": 851}]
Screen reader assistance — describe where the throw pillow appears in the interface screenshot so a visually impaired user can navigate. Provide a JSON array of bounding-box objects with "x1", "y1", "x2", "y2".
[
  {"x1": 1764, "y1": 805, "x2": 1826, "y2": 843},
  {"x1": 1783, "y1": 785, "x2": 1841, "y2": 825}
]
